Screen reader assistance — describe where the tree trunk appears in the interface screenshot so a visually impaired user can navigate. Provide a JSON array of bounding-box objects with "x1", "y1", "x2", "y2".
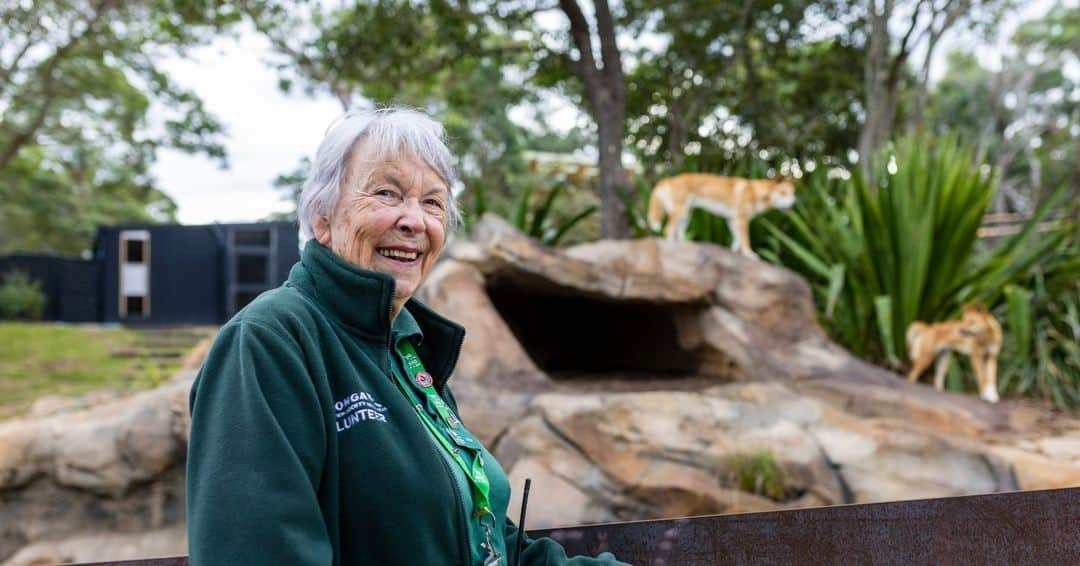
[
  {"x1": 738, "y1": 0, "x2": 763, "y2": 142},
  {"x1": 668, "y1": 100, "x2": 688, "y2": 171},
  {"x1": 1075, "y1": 5, "x2": 1080, "y2": 221},
  {"x1": 596, "y1": 104, "x2": 630, "y2": 237},
  {"x1": 908, "y1": 44, "x2": 936, "y2": 132},
  {"x1": 559, "y1": 0, "x2": 630, "y2": 239},
  {"x1": 858, "y1": 0, "x2": 893, "y2": 179}
]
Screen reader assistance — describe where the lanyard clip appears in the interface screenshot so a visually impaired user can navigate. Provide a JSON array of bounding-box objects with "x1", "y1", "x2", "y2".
[{"x1": 482, "y1": 520, "x2": 502, "y2": 566}]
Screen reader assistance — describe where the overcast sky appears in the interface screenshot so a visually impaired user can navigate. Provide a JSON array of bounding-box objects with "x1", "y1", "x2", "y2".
[
  {"x1": 153, "y1": 29, "x2": 340, "y2": 225},
  {"x1": 153, "y1": 1, "x2": 1068, "y2": 225}
]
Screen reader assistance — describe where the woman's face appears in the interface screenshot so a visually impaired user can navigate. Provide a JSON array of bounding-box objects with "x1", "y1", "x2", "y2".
[{"x1": 314, "y1": 149, "x2": 449, "y2": 309}]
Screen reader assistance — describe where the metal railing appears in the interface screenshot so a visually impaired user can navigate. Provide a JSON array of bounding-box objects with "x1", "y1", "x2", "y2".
[{"x1": 74, "y1": 487, "x2": 1079, "y2": 565}]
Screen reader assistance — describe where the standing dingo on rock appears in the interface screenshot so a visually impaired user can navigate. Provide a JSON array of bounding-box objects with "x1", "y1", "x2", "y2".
[
  {"x1": 906, "y1": 304, "x2": 1003, "y2": 403},
  {"x1": 647, "y1": 173, "x2": 797, "y2": 258}
]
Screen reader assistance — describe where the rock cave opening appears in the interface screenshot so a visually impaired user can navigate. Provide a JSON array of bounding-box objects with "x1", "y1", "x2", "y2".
[{"x1": 486, "y1": 277, "x2": 740, "y2": 385}]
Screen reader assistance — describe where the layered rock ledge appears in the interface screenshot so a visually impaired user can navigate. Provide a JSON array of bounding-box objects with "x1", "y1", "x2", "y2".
[{"x1": 2, "y1": 217, "x2": 1079, "y2": 564}]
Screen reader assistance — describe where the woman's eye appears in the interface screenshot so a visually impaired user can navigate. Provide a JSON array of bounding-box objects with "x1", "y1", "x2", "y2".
[
  {"x1": 424, "y1": 198, "x2": 445, "y2": 209},
  {"x1": 374, "y1": 188, "x2": 400, "y2": 199}
]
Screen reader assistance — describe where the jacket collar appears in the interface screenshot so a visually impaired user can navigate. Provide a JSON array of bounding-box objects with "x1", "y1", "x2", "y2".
[{"x1": 289, "y1": 241, "x2": 465, "y2": 390}]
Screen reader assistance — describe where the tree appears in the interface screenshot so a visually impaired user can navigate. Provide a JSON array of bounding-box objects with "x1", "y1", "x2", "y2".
[
  {"x1": 551, "y1": 0, "x2": 632, "y2": 238},
  {"x1": 621, "y1": 0, "x2": 741, "y2": 173},
  {"x1": 1008, "y1": 1, "x2": 1080, "y2": 214},
  {"x1": 0, "y1": 0, "x2": 237, "y2": 252},
  {"x1": 248, "y1": 0, "x2": 643, "y2": 238},
  {"x1": 240, "y1": 0, "x2": 538, "y2": 221},
  {"x1": 623, "y1": 0, "x2": 864, "y2": 177},
  {"x1": 926, "y1": 4, "x2": 1078, "y2": 213},
  {"x1": 858, "y1": 0, "x2": 1015, "y2": 176}
]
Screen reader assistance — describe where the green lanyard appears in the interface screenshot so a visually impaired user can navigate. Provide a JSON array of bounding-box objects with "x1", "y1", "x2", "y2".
[{"x1": 396, "y1": 340, "x2": 493, "y2": 521}]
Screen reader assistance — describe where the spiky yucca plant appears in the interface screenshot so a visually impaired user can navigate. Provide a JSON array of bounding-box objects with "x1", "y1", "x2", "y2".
[{"x1": 759, "y1": 133, "x2": 1067, "y2": 384}]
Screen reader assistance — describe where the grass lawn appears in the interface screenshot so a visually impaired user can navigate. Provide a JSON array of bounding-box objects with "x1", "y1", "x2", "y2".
[{"x1": 0, "y1": 322, "x2": 212, "y2": 420}]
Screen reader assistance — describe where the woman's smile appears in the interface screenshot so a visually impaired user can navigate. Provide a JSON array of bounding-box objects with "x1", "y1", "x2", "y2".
[{"x1": 315, "y1": 150, "x2": 448, "y2": 316}]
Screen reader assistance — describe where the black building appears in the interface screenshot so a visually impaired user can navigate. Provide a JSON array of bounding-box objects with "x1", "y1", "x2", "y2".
[{"x1": 0, "y1": 221, "x2": 300, "y2": 325}]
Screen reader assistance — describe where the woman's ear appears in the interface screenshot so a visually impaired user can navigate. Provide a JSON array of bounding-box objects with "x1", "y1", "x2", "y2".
[{"x1": 314, "y1": 215, "x2": 332, "y2": 245}]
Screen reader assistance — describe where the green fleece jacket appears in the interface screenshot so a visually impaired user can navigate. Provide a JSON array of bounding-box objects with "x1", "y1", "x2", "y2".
[{"x1": 187, "y1": 241, "x2": 628, "y2": 566}]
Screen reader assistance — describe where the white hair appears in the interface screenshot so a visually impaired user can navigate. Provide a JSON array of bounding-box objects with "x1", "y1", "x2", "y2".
[{"x1": 298, "y1": 107, "x2": 461, "y2": 244}]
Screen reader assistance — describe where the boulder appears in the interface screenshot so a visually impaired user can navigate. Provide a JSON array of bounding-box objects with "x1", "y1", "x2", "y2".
[
  {"x1": 0, "y1": 373, "x2": 193, "y2": 563},
  {"x1": 1, "y1": 526, "x2": 186, "y2": 566},
  {"x1": 3, "y1": 217, "x2": 1079, "y2": 563},
  {"x1": 494, "y1": 382, "x2": 1023, "y2": 529},
  {"x1": 430, "y1": 215, "x2": 1007, "y2": 440}
]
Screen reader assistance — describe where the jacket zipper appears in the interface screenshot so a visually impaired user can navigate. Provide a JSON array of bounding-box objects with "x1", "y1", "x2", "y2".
[
  {"x1": 386, "y1": 338, "x2": 471, "y2": 565},
  {"x1": 431, "y1": 419, "x2": 472, "y2": 566}
]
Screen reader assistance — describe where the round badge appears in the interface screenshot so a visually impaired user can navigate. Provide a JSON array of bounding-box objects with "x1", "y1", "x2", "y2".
[{"x1": 415, "y1": 371, "x2": 434, "y2": 388}]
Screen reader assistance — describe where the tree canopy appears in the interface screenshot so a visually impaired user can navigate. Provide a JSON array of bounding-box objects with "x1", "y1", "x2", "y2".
[
  {"x1": 0, "y1": 0, "x2": 239, "y2": 253},
  {"x1": 2, "y1": 0, "x2": 1072, "y2": 251}
]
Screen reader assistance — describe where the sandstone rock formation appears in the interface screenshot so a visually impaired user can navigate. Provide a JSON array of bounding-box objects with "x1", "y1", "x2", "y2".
[
  {"x1": 428, "y1": 215, "x2": 1007, "y2": 443},
  {"x1": 494, "y1": 383, "x2": 1032, "y2": 529},
  {"x1": 0, "y1": 372, "x2": 194, "y2": 566},
  {"x1": 422, "y1": 216, "x2": 1080, "y2": 528},
  {"x1": 2, "y1": 217, "x2": 1079, "y2": 564}
]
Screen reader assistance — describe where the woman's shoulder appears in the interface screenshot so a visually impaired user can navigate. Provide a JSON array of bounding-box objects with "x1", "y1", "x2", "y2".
[{"x1": 221, "y1": 284, "x2": 324, "y2": 341}]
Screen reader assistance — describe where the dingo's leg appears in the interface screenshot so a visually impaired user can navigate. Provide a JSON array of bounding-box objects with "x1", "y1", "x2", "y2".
[
  {"x1": 733, "y1": 213, "x2": 756, "y2": 258},
  {"x1": 933, "y1": 352, "x2": 951, "y2": 391},
  {"x1": 726, "y1": 217, "x2": 740, "y2": 251},
  {"x1": 984, "y1": 351, "x2": 1000, "y2": 401},
  {"x1": 664, "y1": 209, "x2": 684, "y2": 240},
  {"x1": 971, "y1": 348, "x2": 1000, "y2": 403},
  {"x1": 674, "y1": 210, "x2": 692, "y2": 241},
  {"x1": 907, "y1": 347, "x2": 934, "y2": 383}
]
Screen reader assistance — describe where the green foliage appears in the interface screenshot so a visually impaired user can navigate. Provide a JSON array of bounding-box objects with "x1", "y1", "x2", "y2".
[
  {"x1": 265, "y1": 157, "x2": 311, "y2": 221},
  {"x1": 0, "y1": 148, "x2": 179, "y2": 254},
  {"x1": 1, "y1": 0, "x2": 237, "y2": 253},
  {"x1": 927, "y1": 4, "x2": 1079, "y2": 215},
  {"x1": 729, "y1": 451, "x2": 789, "y2": 501},
  {"x1": 623, "y1": 0, "x2": 864, "y2": 175},
  {"x1": 759, "y1": 133, "x2": 1067, "y2": 386},
  {"x1": 472, "y1": 177, "x2": 597, "y2": 247},
  {"x1": 998, "y1": 223, "x2": 1080, "y2": 409},
  {"x1": 0, "y1": 271, "x2": 46, "y2": 321},
  {"x1": 247, "y1": 0, "x2": 535, "y2": 214}
]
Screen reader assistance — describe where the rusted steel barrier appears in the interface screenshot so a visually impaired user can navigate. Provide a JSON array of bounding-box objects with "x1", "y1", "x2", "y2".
[
  {"x1": 533, "y1": 487, "x2": 1080, "y2": 565},
  {"x1": 76, "y1": 560, "x2": 187, "y2": 566},
  {"x1": 74, "y1": 487, "x2": 1079, "y2": 565}
]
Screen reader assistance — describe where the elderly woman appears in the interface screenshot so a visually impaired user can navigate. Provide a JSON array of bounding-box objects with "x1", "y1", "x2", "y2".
[{"x1": 186, "y1": 108, "x2": 627, "y2": 566}]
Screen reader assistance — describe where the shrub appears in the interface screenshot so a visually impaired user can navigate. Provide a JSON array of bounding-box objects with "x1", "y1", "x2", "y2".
[
  {"x1": 998, "y1": 222, "x2": 1080, "y2": 408},
  {"x1": 757, "y1": 132, "x2": 1070, "y2": 401},
  {"x1": 0, "y1": 270, "x2": 46, "y2": 320},
  {"x1": 466, "y1": 175, "x2": 597, "y2": 246},
  {"x1": 729, "y1": 451, "x2": 789, "y2": 501}
]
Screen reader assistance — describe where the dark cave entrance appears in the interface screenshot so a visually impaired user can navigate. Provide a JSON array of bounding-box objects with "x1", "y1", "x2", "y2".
[{"x1": 486, "y1": 276, "x2": 738, "y2": 384}]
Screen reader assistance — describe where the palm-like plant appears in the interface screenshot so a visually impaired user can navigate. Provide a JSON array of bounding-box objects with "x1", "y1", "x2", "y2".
[
  {"x1": 465, "y1": 176, "x2": 597, "y2": 246},
  {"x1": 759, "y1": 133, "x2": 1069, "y2": 381},
  {"x1": 999, "y1": 222, "x2": 1080, "y2": 408}
]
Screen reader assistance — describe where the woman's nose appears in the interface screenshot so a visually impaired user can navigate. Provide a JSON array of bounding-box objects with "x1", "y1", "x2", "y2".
[{"x1": 396, "y1": 199, "x2": 425, "y2": 233}]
